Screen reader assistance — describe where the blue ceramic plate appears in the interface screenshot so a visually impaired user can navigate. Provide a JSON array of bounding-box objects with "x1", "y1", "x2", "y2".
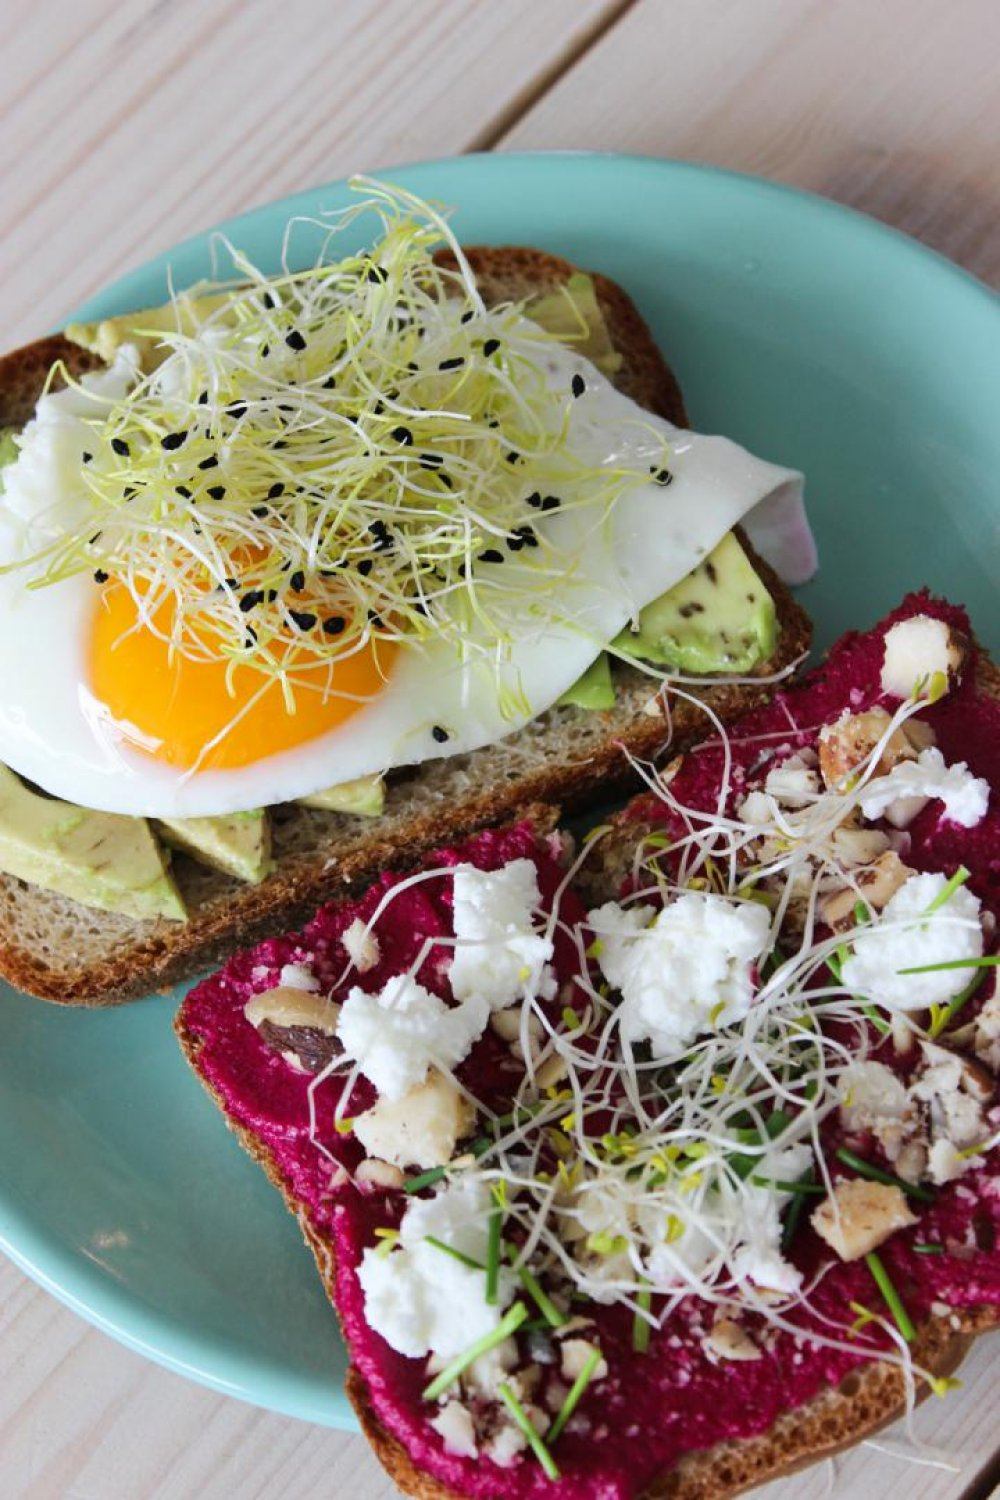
[{"x1": 0, "y1": 154, "x2": 997, "y2": 1428}]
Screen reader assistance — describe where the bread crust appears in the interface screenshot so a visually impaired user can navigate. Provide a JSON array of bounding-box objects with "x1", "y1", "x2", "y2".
[{"x1": 0, "y1": 248, "x2": 809, "y2": 1004}]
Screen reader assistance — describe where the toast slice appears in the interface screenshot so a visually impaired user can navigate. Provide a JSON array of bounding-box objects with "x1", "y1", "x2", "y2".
[
  {"x1": 0, "y1": 250, "x2": 810, "y2": 1005},
  {"x1": 175, "y1": 593, "x2": 999, "y2": 1499}
]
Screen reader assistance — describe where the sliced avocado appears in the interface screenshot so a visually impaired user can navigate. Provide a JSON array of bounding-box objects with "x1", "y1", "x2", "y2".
[
  {"x1": 526, "y1": 273, "x2": 623, "y2": 378},
  {"x1": 298, "y1": 775, "x2": 386, "y2": 816},
  {"x1": 558, "y1": 652, "x2": 616, "y2": 711},
  {"x1": 65, "y1": 285, "x2": 231, "y2": 373},
  {"x1": 614, "y1": 531, "x2": 777, "y2": 675},
  {"x1": 155, "y1": 808, "x2": 271, "y2": 883},
  {"x1": 0, "y1": 427, "x2": 18, "y2": 484},
  {"x1": 0, "y1": 765, "x2": 185, "y2": 922}
]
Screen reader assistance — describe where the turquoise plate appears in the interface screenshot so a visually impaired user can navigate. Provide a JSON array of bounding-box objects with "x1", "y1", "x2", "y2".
[{"x1": 0, "y1": 154, "x2": 997, "y2": 1428}]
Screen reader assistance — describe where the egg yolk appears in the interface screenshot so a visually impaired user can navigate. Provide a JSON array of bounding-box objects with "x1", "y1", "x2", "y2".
[{"x1": 88, "y1": 584, "x2": 396, "y2": 772}]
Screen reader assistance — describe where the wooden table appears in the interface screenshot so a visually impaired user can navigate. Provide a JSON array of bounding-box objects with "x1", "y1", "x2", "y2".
[{"x1": 1, "y1": 3, "x2": 997, "y2": 1496}]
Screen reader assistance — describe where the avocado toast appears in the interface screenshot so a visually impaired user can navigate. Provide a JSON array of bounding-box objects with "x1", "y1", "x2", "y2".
[
  {"x1": 0, "y1": 199, "x2": 811, "y2": 1006},
  {"x1": 176, "y1": 592, "x2": 999, "y2": 1498}
]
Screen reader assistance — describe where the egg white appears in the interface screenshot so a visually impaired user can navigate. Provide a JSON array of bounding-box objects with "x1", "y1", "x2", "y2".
[{"x1": 0, "y1": 332, "x2": 810, "y2": 818}]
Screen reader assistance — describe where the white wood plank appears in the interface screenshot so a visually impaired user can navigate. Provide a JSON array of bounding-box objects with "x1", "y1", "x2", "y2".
[
  {"x1": 0, "y1": 0, "x2": 617, "y2": 348},
  {"x1": 501, "y1": 0, "x2": 1000, "y2": 286}
]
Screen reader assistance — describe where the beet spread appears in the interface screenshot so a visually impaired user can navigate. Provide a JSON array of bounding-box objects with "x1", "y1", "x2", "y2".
[{"x1": 181, "y1": 594, "x2": 1000, "y2": 1500}]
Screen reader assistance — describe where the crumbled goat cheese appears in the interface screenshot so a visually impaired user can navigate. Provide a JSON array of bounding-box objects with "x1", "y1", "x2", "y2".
[
  {"x1": 880, "y1": 615, "x2": 965, "y2": 700},
  {"x1": 560, "y1": 1338, "x2": 608, "y2": 1382},
  {"x1": 841, "y1": 871, "x2": 983, "y2": 1013},
  {"x1": 763, "y1": 753, "x2": 821, "y2": 808},
  {"x1": 589, "y1": 893, "x2": 771, "y2": 1055},
  {"x1": 341, "y1": 917, "x2": 380, "y2": 973},
  {"x1": 353, "y1": 1069, "x2": 475, "y2": 1170},
  {"x1": 449, "y1": 860, "x2": 556, "y2": 1010},
  {"x1": 858, "y1": 746, "x2": 989, "y2": 830},
  {"x1": 839, "y1": 1060, "x2": 921, "y2": 1173},
  {"x1": 812, "y1": 1179, "x2": 916, "y2": 1261},
  {"x1": 337, "y1": 975, "x2": 488, "y2": 1099},
  {"x1": 357, "y1": 1178, "x2": 515, "y2": 1359},
  {"x1": 430, "y1": 1402, "x2": 478, "y2": 1459},
  {"x1": 705, "y1": 1317, "x2": 761, "y2": 1362},
  {"x1": 729, "y1": 1144, "x2": 813, "y2": 1294},
  {"x1": 278, "y1": 961, "x2": 319, "y2": 991},
  {"x1": 910, "y1": 1041, "x2": 991, "y2": 1183}
]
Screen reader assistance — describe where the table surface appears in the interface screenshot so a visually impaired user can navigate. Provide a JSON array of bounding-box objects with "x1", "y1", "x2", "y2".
[{"x1": 1, "y1": 3, "x2": 998, "y2": 1497}]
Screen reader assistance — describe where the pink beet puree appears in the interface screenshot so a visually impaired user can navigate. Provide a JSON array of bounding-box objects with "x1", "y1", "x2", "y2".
[{"x1": 182, "y1": 597, "x2": 1000, "y2": 1500}]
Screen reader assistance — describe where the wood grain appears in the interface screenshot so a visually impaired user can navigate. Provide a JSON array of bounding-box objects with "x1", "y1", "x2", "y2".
[
  {"x1": 0, "y1": 0, "x2": 998, "y2": 1496},
  {"x1": 501, "y1": 0, "x2": 1000, "y2": 287}
]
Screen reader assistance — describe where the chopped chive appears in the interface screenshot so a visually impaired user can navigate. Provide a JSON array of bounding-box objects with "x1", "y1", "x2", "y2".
[
  {"x1": 865, "y1": 1251, "x2": 916, "y2": 1342},
  {"x1": 750, "y1": 1176, "x2": 826, "y2": 1195},
  {"x1": 633, "y1": 1283, "x2": 652, "y2": 1353},
  {"x1": 485, "y1": 1204, "x2": 503, "y2": 1305},
  {"x1": 422, "y1": 1302, "x2": 528, "y2": 1402},
  {"x1": 861, "y1": 1001, "x2": 892, "y2": 1036},
  {"x1": 517, "y1": 1266, "x2": 565, "y2": 1328},
  {"x1": 547, "y1": 1344, "x2": 603, "y2": 1444},
  {"x1": 425, "y1": 1236, "x2": 485, "y2": 1272},
  {"x1": 403, "y1": 1163, "x2": 447, "y2": 1194},
  {"x1": 836, "y1": 1147, "x2": 935, "y2": 1203},
  {"x1": 923, "y1": 866, "x2": 971, "y2": 914},
  {"x1": 498, "y1": 1382, "x2": 559, "y2": 1480},
  {"x1": 780, "y1": 1169, "x2": 816, "y2": 1250},
  {"x1": 912, "y1": 1242, "x2": 946, "y2": 1255},
  {"x1": 898, "y1": 955, "x2": 998, "y2": 975},
  {"x1": 929, "y1": 967, "x2": 990, "y2": 1038}
]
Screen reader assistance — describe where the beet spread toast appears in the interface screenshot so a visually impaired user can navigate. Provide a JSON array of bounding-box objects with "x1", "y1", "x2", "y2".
[{"x1": 177, "y1": 592, "x2": 999, "y2": 1499}]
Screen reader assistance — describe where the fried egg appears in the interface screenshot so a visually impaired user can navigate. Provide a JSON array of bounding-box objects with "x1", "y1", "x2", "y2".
[{"x1": 0, "y1": 325, "x2": 811, "y2": 819}]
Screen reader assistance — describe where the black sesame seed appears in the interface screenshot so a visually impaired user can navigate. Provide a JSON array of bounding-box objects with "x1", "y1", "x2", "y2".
[
  {"x1": 265, "y1": 588, "x2": 279, "y2": 603},
  {"x1": 289, "y1": 609, "x2": 317, "y2": 631},
  {"x1": 278, "y1": 402, "x2": 295, "y2": 413},
  {"x1": 479, "y1": 548, "x2": 504, "y2": 564},
  {"x1": 390, "y1": 425, "x2": 413, "y2": 446},
  {"x1": 419, "y1": 453, "x2": 444, "y2": 469},
  {"x1": 244, "y1": 626, "x2": 257, "y2": 647},
  {"x1": 487, "y1": 418, "x2": 500, "y2": 429},
  {"x1": 482, "y1": 338, "x2": 500, "y2": 357},
  {"x1": 289, "y1": 569, "x2": 306, "y2": 593},
  {"x1": 505, "y1": 450, "x2": 519, "y2": 464},
  {"x1": 653, "y1": 468, "x2": 673, "y2": 486},
  {"x1": 285, "y1": 330, "x2": 307, "y2": 351},
  {"x1": 262, "y1": 291, "x2": 275, "y2": 309},
  {"x1": 198, "y1": 455, "x2": 219, "y2": 470},
  {"x1": 509, "y1": 524, "x2": 538, "y2": 551},
  {"x1": 367, "y1": 609, "x2": 382, "y2": 626},
  {"x1": 322, "y1": 615, "x2": 346, "y2": 636},
  {"x1": 540, "y1": 494, "x2": 561, "y2": 512},
  {"x1": 207, "y1": 484, "x2": 226, "y2": 500},
  {"x1": 123, "y1": 485, "x2": 137, "y2": 501},
  {"x1": 525, "y1": 491, "x2": 542, "y2": 509},
  {"x1": 322, "y1": 375, "x2": 336, "y2": 389},
  {"x1": 251, "y1": 504, "x2": 269, "y2": 519},
  {"x1": 369, "y1": 521, "x2": 394, "y2": 552},
  {"x1": 82, "y1": 451, "x2": 93, "y2": 465},
  {"x1": 372, "y1": 400, "x2": 385, "y2": 416},
  {"x1": 438, "y1": 356, "x2": 465, "y2": 370},
  {"x1": 366, "y1": 264, "x2": 387, "y2": 284},
  {"x1": 93, "y1": 569, "x2": 109, "y2": 584},
  {"x1": 431, "y1": 725, "x2": 449, "y2": 743},
  {"x1": 224, "y1": 576, "x2": 238, "y2": 590},
  {"x1": 260, "y1": 344, "x2": 269, "y2": 358},
  {"x1": 267, "y1": 482, "x2": 285, "y2": 499},
  {"x1": 571, "y1": 373, "x2": 586, "y2": 399},
  {"x1": 274, "y1": 439, "x2": 288, "y2": 449},
  {"x1": 356, "y1": 558, "x2": 374, "y2": 577},
  {"x1": 176, "y1": 484, "x2": 192, "y2": 499},
  {"x1": 88, "y1": 532, "x2": 102, "y2": 545},
  {"x1": 239, "y1": 589, "x2": 264, "y2": 613},
  {"x1": 507, "y1": 533, "x2": 525, "y2": 553},
  {"x1": 438, "y1": 472, "x2": 454, "y2": 489},
  {"x1": 460, "y1": 310, "x2": 474, "y2": 324},
  {"x1": 406, "y1": 361, "x2": 420, "y2": 373},
  {"x1": 226, "y1": 402, "x2": 247, "y2": 419},
  {"x1": 111, "y1": 437, "x2": 129, "y2": 457},
  {"x1": 197, "y1": 391, "x2": 209, "y2": 405}
]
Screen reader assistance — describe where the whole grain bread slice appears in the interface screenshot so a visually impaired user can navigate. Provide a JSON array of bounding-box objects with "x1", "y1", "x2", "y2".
[
  {"x1": 174, "y1": 787, "x2": 999, "y2": 1500},
  {"x1": 0, "y1": 249, "x2": 809, "y2": 1004}
]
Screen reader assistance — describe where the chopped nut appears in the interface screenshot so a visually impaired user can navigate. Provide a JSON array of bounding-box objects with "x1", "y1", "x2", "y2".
[
  {"x1": 354, "y1": 1157, "x2": 406, "y2": 1191},
  {"x1": 811, "y1": 1179, "x2": 916, "y2": 1261},
  {"x1": 342, "y1": 917, "x2": 380, "y2": 972},
  {"x1": 820, "y1": 851, "x2": 914, "y2": 931},
  {"x1": 880, "y1": 615, "x2": 967, "y2": 700},
  {"x1": 829, "y1": 825, "x2": 892, "y2": 867},
  {"x1": 535, "y1": 1053, "x2": 568, "y2": 1090},
  {"x1": 818, "y1": 708, "x2": 916, "y2": 790},
  {"x1": 560, "y1": 1337, "x2": 608, "y2": 1382},
  {"x1": 243, "y1": 986, "x2": 340, "y2": 1033},
  {"x1": 430, "y1": 1401, "x2": 477, "y2": 1459},
  {"x1": 354, "y1": 1070, "x2": 475, "y2": 1169},
  {"x1": 704, "y1": 1316, "x2": 761, "y2": 1361}
]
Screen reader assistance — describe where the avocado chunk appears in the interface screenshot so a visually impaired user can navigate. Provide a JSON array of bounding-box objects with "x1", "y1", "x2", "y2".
[
  {"x1": 65, "y1": 285, "x2": 231, "y2": 373},
  {"x1": 614, "y1": 532, "x2": 777, "y2": 675},
  {"x1": 155, "y1": 808, "x2": 271, "y2": 883},
  {"x1": 558, "y1": 652, "x2": 616, "y2": 711},
  {"x1": 298, "y1": 775, "x2": 386, "y2": 816},
  {"x1": 526, "y1": 273, "x2": 623, "y2": 378},
  {"x1": 0, "y1": 765, "x2": 185, "y2": 922}
]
